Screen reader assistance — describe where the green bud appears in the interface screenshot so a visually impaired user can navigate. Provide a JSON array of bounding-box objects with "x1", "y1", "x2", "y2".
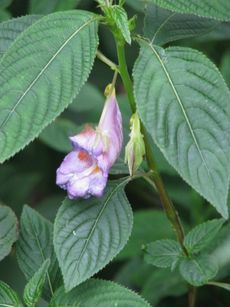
[{"x1": 125, "y1": 112, "x2": 145, "y2": 176}]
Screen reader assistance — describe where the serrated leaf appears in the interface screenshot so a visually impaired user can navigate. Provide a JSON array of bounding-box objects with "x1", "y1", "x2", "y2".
[
  {"x1": 23, "y1": 259, "x2": 50, "y2": 307},
  {"x1": 144, "y1": 239, "x2": 181, "y2": 268},
  {"x1": 16, "y1": 205, "x2": 62, "y2": 300},
  {"x1": 49, "y1": 279, "x2": 150, "y2": 307},
  {"x1": 110, "y1": 5, "x2": 131, "y2": 44},
  {"x1": 179, "y1": 255, "x2": 218, "y2": 286},
  {"x1": 54, "y1": 180, "x2": 133, "y2": 291},
  {"x1": 151, "y1": 0, "x2": 230, "y2": 21},
  {"x1": 0, "y1": 205, "x2": 17, "y2": 261},
  {"x1": 39, "y1": 118, "x2": 79, "y2": 153},
  {"x1": 144, "y1": 3, "x2": 219, "y2": 46},
  {"x1": 184, "y1": 219, "x2": 225, "y2": 254},
  {"x1": 0, "y1": 10, "x2": 98, "y2": 163},
  {"x1": 0, "y1": 15, "x2": 42, "y2": 60},
  {"x1": 117, "y1": 210, "x2": 174, "y2": 260},
  {"x1": 133, "y1": 43, "x2": 230, "y2": 218},
  {"x1": 0, "y1": 281, "x2": 23, "y2": 307}
]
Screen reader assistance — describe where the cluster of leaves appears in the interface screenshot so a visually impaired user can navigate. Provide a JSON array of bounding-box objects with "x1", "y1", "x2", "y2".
[{"x1": 0, "y1": 0, "x2": 230, "y2": 306}]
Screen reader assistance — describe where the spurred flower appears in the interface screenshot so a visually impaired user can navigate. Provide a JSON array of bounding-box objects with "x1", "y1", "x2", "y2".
[{"x1": 56, "y1": 86, "x2": 123, "y2": 199}]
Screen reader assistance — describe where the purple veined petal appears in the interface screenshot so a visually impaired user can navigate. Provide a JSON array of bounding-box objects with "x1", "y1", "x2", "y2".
[{"x1": 70, "y1": 125, "x2": 104, "y2": 156}]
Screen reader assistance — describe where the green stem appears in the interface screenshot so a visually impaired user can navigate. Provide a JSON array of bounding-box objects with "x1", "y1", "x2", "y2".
[
  {"x1": 96, "y1": 50, "x2": 118, "y2": 71},
  {"x1": 188, "y1": 285, "x2": 197, "y2": 307},
  {"x1": 116, "y1": 40, "x2": 188, "y2": 256}
]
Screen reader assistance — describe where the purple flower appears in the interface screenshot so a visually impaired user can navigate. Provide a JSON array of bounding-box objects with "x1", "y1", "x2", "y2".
[{"x1": 56, "y1": 89, "x2": 123, "y2": 199}]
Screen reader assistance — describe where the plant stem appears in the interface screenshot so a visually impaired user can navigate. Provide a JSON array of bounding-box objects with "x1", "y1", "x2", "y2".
[
  {"x1": 96, "y1": 50, "x2": 118, "y2": 71},
  {"x1": 116, "y1": 40, "x2": 188, "y2": 255},
  {"x1": 188, "y1": 286, "x2": 197, "y2": 307}
]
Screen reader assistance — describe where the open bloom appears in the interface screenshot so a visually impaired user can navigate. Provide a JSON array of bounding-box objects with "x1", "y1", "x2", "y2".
[{"x1": 56, "y1": 87, "x2": 123, "y2": 199}]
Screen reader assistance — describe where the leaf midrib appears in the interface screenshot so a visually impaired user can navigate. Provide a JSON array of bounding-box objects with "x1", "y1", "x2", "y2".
[
  {"x1": 148, "y1": 44, "x2": 211, "y2": 178},
  {"x1": 73, "y1": 180, "x2": 129, "y2": 276},
  {"x1": 0, "y1": 15, "x2": 97, "y2": 132}
]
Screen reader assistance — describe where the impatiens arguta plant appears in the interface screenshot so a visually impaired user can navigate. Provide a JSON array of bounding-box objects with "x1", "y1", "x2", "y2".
[{"x1": 0, "y1": 0, "x2": 230, "y2": 306}]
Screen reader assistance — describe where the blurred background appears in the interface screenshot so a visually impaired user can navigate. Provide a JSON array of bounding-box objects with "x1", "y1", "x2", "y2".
[{"x1": 0, "y1": 0, "x2": 230, "y2": 306}]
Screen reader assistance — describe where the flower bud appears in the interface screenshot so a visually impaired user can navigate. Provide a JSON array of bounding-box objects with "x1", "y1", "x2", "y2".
[{"x1": 125, "y1": 112, "x2": 145, "y2": 176}]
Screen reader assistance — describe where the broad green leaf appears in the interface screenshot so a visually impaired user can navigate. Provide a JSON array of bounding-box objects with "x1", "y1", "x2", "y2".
[
  {"x1": 0, "y1": 9, "x2": 10, "y2": 21},
  {"x1": 0, "y1": 10, "x2": 99, "y2": 163},
  {"x1": 208, "y1": 281, "x2": 230, "y2": 291},
  {"x1": 151, "y1": 0, "x2": 230, "y2": 21},
  {"x1": 179, "y1": 255, "x2": 218, "y2": 286},
  {"x1": 144, "y1": 239, "x2": 181, "y2": 268},
  {"x1": 0, "y1": 281, "x2": 23, "y2": 307},
  {"x1": 0, "y1": 15, "x2": 42, "y2": 60},
  {"x1": 184, "y1": 219, "x2": 225, "y2": 253},
  {"x1": 142, "y1": 269, "x2": 187, "y2": 306},
  {"x1": 144, "y1": 3, "x2": 219, "y2": 46},
  {"x1": 117, "y1": 210, "x2": 174, "y2": 260},
  {"x1": 110, "y1": 5, "x2": 131, "y2": 44},
  {"x1": 0, "y1": 205, "x2": 17, "y2": 261},
  {"x1": 39, "y1": 118, "x2": 79, "y2": 153},
  {"x1": 16, "y1": 206, "x2": 62, "y2": 300},
  {"x1": 23, "y1": 259, "x2": 50, "y2": 307},
  {"x1": 29, "y1": 0, "x2": 81, "y2": 14},
  {"x1": 133, "y1": 43, "x2": 230, "y2": 218},
  {"x1": 49, "y1": 279, "x2": 150, "y2": 307},
  {"x1": 54, "y1": 180, "x2": 133, "y2": 291},
  {"x1": 221, "y1": 50, "x2": 230, "y2": 88}
]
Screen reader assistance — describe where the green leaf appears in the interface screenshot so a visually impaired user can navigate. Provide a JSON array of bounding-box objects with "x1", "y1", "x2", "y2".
[
  {"x1": 144, "y1": 3, "x2": 219, "y2": 46},
  {"x1": 0, "y1": 9, "x2": 11, "y2": 21},
  {"x1": 0, "y1": 15, "x2": 42, "y2": 60},
  {"x1": 184, "y1": 219, "x2": 225, "y2": 254},
  {"x1": 16, "y1": 205, "x2": 62, "y2": 300},
  {"x1": 0, "y1": 205, "x2": 17, "y2": 261},
  {"x1": 125, "y1": 0, "x2": 144, "y2": 12},
  {"x1": 133, "y1": 43, "x2": 230, "y2": 218},
  {"x1": 144, "y1": 239, "x2": 181, "y2": 268},
  {"x1": 23, "y1": 259, "x2": 50, "y2": 307},
  {"x1": 39, "y1": 118, "x2": 79, "y2": 153},
  {"x1": 49, "y1": 279, "x2": 150, "y2": 307},
  {"x1": 0, "y1": 281, "x2": 23, "y2": 307},
  {"x1": 0, "y1": 10, "x2": 98, "y2": 163},
  {"x1": 117, "y1": 210, "x2": 174, "y2": 260},
  {"x1": 179, "y1": 255, "x2": 218, "y2": 286},
  {"x1": 151, "y1": 0, "x2": 230, "y2": 21},
  {"x1": 110, "y1": 5, "x2": 131, "y2": 44},
  {"x1": 54, "y1": 180, "x2": 133, "y2": 291}
]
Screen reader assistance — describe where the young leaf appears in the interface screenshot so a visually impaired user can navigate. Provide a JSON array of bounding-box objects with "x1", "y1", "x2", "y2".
[
  {"x1": 16, "y1": 205, "x2": 62, "y2": 300},
  {"x1": 0, "y1": 281, "x2": 23, "y2": 307},
  {"x1": 179, "y1": 255, "x2": 218, "y2": 286},
  {"x1": 0, "y1": 205, "x2": 18, "y2": 261},
  {"x1": 133, "y1": 43, "x2": 230, "y2": 218},
  {"x1": 110, "y1": 5, "x2": 131, "y2": 44},
  {"x1": 184, "y1": 219, "x2": 225, "y2": 254},
  {"x1": 23, "y1": 259, "x2": 50, "y2": 307},
  {"x1": 144, "y1": 3, "x2": 219, "y2": 46},
  {"x1": 144, "y1": 239, "x2": 181, "y2": 268},
  {"x1": 150, "y1": 0, "x2": 230, "y2": 21},
  {"x1": 0, "y1": 10, "x2": 99, "y2": 163},
  {"x1": 0, "y1": 15, "x2": 42, "y2": 60},
  {"x1": 54, "y1": 180, "x2": 133, "y2": 291},
  {"x1": 49, "y1": 279, "x2": 150, "y2": 307}
]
